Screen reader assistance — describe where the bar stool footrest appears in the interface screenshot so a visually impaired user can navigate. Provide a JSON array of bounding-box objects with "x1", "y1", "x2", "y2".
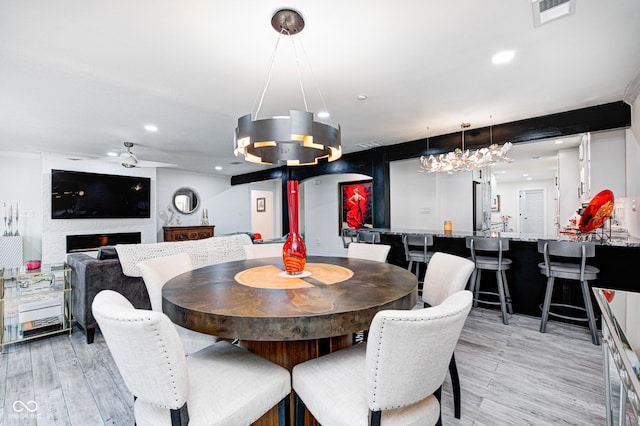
[
  {"x1": 540, "y1": 302, "x2": 590, "y2": 323},
  {"x1": 474, "y1": 291, "x2": 512, "y2": 307}
]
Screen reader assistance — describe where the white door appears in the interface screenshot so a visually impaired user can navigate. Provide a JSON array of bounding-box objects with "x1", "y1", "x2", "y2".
[{"x1": 518, "y1": 189, "x2": 545, "y2": 237}]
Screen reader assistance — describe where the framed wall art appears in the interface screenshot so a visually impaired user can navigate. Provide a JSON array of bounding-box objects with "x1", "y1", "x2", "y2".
[
  {"x1": 491, "y1": 194, "x2": 500, "y2": 212},
  {"x1": 256, "y1": 197, "x2": 266, "y2": 212},
  {"x1": 338, "y1": 179, "x2": 373, "y2": 234}
]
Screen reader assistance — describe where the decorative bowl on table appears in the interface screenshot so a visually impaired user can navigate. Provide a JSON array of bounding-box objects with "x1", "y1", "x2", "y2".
[{"x1": 579, "y1": 189, "x2": 614, "y2": 233}]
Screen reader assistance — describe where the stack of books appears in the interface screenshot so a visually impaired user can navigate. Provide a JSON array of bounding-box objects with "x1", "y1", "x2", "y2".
[{"x1": 22, "y1": 316, "x2": 62, "y2": 337}]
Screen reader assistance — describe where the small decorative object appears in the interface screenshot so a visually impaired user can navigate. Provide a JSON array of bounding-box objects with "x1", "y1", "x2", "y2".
[
  {"x1": 283, "y1": 180, "x2": 306, "y2": 275},
  {"x1": 3, "y1": 201, "x2": 8, "y2": 236},
  {"x1": 159, "y1": 204, "x2": 176, "y2": 226},
  {"x1": 201, "y1": 208, "x2": 209, "y2": 225},
  {"x1": 4, "y1": 201, "x2": 18, "y2": 236},
  {"x1": 500, "y1": 215, "x2": 512, "y2": 232},
  {"x1": 444, "y1": 221, "x2": 452, "y2": 234},
  {"x1": 17, "y1": 272, "x2": 54, "y2": 288},
  {"x1": 602, "y1": 289, "x2": 615, "y2": 303},
  {"x1": 14, "y1": 202, "x2": 19, "y2": 236},
  {"x1": 579, "y1": 189, "x2": 614, "y2": 233},
  {"x1": 25, "y1": 260, "x2": 41, "y2": 270}
]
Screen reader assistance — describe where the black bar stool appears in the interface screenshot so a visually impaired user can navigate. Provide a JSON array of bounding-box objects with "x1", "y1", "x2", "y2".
[
  {"x1": 465, "y1": 236, "x2": 513, "y2": 325},
  {"x1": 356, "y1": 230, "x2": 380, "y2": 244},
  {"x1": 537, "y1": 240, "x2": 600, "y2": 345},
  {"x1": 402, "y1": 233, "x2": 434, "y2": 297},
  {"x1": 341, "y1": 227, "x2": 357, "y2": 248}
]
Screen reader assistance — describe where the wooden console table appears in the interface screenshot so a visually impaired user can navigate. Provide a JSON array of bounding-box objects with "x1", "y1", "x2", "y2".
[{"x1": 163, "y1": 226, "x2": 214, "y2": 242}]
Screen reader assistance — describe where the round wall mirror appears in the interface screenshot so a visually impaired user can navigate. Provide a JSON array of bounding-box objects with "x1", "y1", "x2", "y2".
[{"x1": 172, "y1": 187, "x2": 199, "y2": 214}]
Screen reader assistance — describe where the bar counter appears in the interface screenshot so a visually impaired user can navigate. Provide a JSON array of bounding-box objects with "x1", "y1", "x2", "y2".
[{"x1": 369, "y1": 228, "x2": 640, "y2": 319}]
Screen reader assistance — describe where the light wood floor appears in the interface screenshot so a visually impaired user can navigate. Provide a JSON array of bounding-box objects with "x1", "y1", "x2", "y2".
[{"x1": 0, "y1": 307, "x2": 615, "y2": 425}]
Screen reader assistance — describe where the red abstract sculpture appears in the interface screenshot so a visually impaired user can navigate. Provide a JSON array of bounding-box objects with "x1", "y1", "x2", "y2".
[{"x1": 579, "y1": 189, "x2": 614, "y2": 233}]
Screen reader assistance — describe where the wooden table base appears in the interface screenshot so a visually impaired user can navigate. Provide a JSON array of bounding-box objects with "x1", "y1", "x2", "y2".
[{"x1": 245, "y1": 336, "x2": 351, "y2": 426}]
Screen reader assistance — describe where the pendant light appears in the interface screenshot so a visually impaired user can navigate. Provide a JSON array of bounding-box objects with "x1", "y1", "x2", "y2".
[{"x1": 234, "y1": 9, "x2": 342, "y2": 166}]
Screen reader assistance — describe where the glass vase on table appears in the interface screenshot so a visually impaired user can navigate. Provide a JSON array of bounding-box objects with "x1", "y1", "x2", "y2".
[{"x1": 283, "y1": 180, "x2": 306, "y2": 275}]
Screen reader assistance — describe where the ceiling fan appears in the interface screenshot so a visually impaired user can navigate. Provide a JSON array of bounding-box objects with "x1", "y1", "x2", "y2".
[{"x1": 106, "y1": 142, "x2": 177, "y2": 168}]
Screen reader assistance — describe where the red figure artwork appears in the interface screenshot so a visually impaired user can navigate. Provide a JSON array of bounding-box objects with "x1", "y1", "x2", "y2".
[{"x1": 339, "y1": 180, "x2": 372, "y2": 232}]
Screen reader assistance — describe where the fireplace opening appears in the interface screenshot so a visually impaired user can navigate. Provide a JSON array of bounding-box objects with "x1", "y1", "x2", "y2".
[{"x1": 66, "y1": 232, "x2": 141, "y2": 253}]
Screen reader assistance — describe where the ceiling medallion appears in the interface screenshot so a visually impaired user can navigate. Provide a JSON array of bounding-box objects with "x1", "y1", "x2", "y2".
[
  {"x1": 419, "y1": 120, "x2": 512, "y2": 174},
  {"x1": 234, "y1": 9, "x2": 342, "y2": 166}
]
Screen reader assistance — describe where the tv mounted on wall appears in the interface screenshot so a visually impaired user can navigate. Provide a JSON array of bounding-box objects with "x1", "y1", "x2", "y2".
[{"x1": 51, "y1": 169, "x2": 151, "y2": 219}]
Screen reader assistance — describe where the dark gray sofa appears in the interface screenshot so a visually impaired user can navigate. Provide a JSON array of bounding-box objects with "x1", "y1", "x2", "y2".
[
  {"x1": 67, "y1": 234, "x2": 254, "y2": 344},
  {"x1": 67, "y1": 247, "x2": 151, "y2": 343}
]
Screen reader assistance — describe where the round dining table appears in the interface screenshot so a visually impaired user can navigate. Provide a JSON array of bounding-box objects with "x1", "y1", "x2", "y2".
[{"x1": 162, "y1": 255, "x2": 418, "y2": 425}]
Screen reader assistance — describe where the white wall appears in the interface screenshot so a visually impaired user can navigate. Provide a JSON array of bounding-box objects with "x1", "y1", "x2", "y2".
[
  {"x1": 302, "y1": 173, "x2": 371, "y2": 256},
  {"x1": 0, "y1": 151, "x2": 43, "y2": 261},
  {"x1": 591, "y1": 129, "x2": 626, "y2": 197},
  {"x1": 389, "y1": 158, "x2": 473, "y2": 233},
  {"x1": 156, "y1": 168, "x2": 230, "y2": 239}
]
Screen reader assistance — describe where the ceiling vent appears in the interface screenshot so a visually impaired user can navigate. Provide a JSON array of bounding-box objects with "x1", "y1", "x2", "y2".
[
  {"x1": 532, "y1": 0, "x2": 576, "y2": 27},
  {"x1": 355, "y1": 141, "x2": 381, "y2": 150}
]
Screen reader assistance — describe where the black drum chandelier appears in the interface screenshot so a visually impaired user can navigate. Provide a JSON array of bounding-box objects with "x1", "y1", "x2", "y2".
[{"x1": 234, "y1": 9, "x2": 342, "y2": 166}]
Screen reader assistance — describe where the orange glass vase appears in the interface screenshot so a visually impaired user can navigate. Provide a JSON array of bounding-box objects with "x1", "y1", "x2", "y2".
[{"x1": 283, "y1": 180, "x2": 307, "y2": 275}]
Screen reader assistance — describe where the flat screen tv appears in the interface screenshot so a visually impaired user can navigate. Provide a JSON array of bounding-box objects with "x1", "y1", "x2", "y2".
[{"x1": 51, "y1": 169, "x2": 151, "y2": 219}]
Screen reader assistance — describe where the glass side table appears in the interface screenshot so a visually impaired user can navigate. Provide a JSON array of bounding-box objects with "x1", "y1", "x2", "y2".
[
  {"x1": 1, "y1": 264, "x2": 72, "y2": 352},
  {"x1": 593, "y1": 288, "x2": 640, "y2": 426}
]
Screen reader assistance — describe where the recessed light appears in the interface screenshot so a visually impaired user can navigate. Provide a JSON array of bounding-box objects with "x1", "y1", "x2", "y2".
[
  {"x1": 526, "y1": 177, "x2": 533, "y2": 181},
  {"x1": 214, "y1": 166, "x2": 223, "y2": 171},
  {"x1": 317, "y1": 111, "x2": 330, "y2": 119},
  {"x1": 144, "y1": 124, "x2": 158, "y2": 132},
  {"x1": 357, "y1": 95, "x2": 368, "y2": 101},
  {"x1": 555, "y1": 139, "x2": 564, "y2": 144},
  {"x1": 522, "y1": 173, "x2": 529, "y2": 177},
  {"x1": 107, "y1": 152, "x2": 118, "y2": 157},
  {"x1": 491, "y1": 50, "x2": 515, "y2": 65}
]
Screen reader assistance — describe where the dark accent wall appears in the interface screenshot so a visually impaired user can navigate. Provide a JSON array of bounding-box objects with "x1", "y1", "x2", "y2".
[{"x1": 230, "y1": 101, "x2": 631, "y2": 233}]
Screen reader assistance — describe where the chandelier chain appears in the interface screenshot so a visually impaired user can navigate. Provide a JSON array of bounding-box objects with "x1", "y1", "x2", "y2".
[
  {"x1": 253, "y1": 32, "x2": 284, "y2": 119},
  {"x1": 289, "y1": 30, "x2": 309, "y2": 113},
  {"x1": 297, "y1": 33, "x2": 334, "y2": 126}
]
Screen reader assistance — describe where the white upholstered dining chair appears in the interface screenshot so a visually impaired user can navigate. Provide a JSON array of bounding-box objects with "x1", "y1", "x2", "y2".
[
  {"x1": 347, "y1": 242, "x2": 392, "y2": 343},
  {"x1": 422, "y1": 252, "x2": 475, "y2": 420},
  {"x1": 137, "y1": 253, "x2": 217, "y2": 355},
  {"x1": 92, "y1": 290, "x2": 291, "y2": 426},
  {"x1": 243, "y1": 243, "x2": 285, "y2": 259},
  {"x1": 292, "y1": 290, "x2": 473, "y2": 426},
  {"x1": 347, "y1": 242, "x2": 391, "y2": 263}
]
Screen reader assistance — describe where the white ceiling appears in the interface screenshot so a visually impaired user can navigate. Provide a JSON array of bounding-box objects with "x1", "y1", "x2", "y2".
[{"x1": 1, "y1": 1, "x2": 639, "y2": 177}]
